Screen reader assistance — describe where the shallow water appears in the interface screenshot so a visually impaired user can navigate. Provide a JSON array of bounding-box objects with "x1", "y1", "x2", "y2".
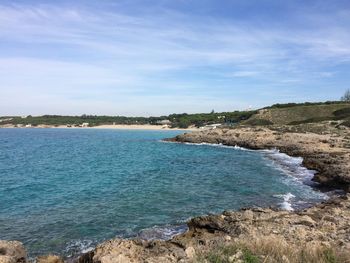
[{"x1": 0, "y1": 128, "x2": 327, "y2": 257}]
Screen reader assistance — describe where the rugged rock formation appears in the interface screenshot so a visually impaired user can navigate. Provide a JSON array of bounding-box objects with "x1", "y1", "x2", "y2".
[
  {"x1": 0, "y1": 241, "x2": 27, "y2": 263},
  {"x1": 74, "y1": 194, "x2": 350, "y2": 263}
]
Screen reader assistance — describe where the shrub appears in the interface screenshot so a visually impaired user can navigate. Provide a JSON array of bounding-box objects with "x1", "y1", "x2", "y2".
[
  {"x1": 341, "y1": 89, "x2": 350, "y2": 101},
  {"x1": 333, "y1": 107, "x2": 350, "y2": 117},
  {"x1": 246, "y1": 119, "x2": 273, "y2": 126}
]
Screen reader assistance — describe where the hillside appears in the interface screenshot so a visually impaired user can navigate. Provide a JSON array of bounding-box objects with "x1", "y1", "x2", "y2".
[
  {"x1": 1, "y1": 101, "x2": 350, "y2": 128},
  {"x1": 243, "y1": 102, "x2": 350, "y2": 126}
]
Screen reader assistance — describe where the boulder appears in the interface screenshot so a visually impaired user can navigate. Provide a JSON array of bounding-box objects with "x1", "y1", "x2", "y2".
[{"x1": 0, "y1": 241, "x2": 26, "y2": 263}]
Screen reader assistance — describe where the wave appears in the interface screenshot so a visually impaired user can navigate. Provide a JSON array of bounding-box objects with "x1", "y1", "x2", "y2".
[
  {"x1": 137, "y1": 224, "x2": 188, "y2": 241},
  {"x1": 163, "y1": 140, "x2": 329, "y2": 211},
  {"x1": 260, "y1": 149, "x2": 315, "y2": 185},
  {"x1": 64, "y1": 239, "x2": 95, "y2": 258},
  {"x1": 273, "y1": 193, "x2": 295, "y2": 211}
]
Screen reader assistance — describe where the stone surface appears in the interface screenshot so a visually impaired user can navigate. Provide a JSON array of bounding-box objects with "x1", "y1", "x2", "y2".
[
  {"x1": 0, "y1": 241, "x2": 26, "y2": 263},
  {"x1": 36, "y1": 255, "x2": 63, "y2": 263}
]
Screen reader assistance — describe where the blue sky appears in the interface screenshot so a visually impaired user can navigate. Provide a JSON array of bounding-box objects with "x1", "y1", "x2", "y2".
[{"x1": 0, "y1": 0, "x2": 350, "y2": 116}]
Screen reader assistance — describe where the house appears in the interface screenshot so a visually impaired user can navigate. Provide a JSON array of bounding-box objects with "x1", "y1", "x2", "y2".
[{"x1": 81, "y1": 122, "x2": 89, "y2": 127}]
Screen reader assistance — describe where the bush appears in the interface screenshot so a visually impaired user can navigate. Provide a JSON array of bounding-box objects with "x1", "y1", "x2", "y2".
[
  {"x1": 341, "y1": 89, "x2": 350, "y2": 101},
  {"x1": 340, "y1": 120, "x2": 350, "y2": 127},
  {"x1": 333, "y1": 107, "x2": 350, "y2": 117},
  {"x1": 246, "y1": 119, "x2": 273, "y2": 126}
]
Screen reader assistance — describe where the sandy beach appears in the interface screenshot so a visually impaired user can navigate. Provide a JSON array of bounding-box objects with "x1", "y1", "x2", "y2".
[
  {"x1": 0, "y1": 124, "x2": 199, "y2": 131},
  {"x1": 89, "y1": 124, "x2": 198, "y2": 131}
]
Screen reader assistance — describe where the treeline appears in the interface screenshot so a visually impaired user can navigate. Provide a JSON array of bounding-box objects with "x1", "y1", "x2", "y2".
[
  {"x1": 265, "y1": 101, "x2": 349, "y2": 109},
  {"x1": 168, "y1": 111, "x2": 256, "y2": 128},
  {"x1": 1, "y1": 110, "x2": 256, "y2": 128}
]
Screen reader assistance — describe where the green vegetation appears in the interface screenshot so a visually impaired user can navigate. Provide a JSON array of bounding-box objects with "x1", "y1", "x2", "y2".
[
  {"x1": 245, "y1": 102, "x2": 350, "y2": 126},
  {"x1": 2, "y1": 101, "x2": 350, "y2": 128},
  {"x1": 194, "y1": 238, "x2": 350, "y2": 263},
  {"x1": 243, "y1": 119, "x2": 274, "y2": 126},
  {"x1": 264, "y1": 101, "x2": 348, "y2": 109},
  {"x1": 0, "y1": 110, "x2": 256, "y2": 128},
  {"x1": 340, "y1": 120, "x2": 350, "y2": 128},
  {"x1": 341, "y1": 89, "x2": 350, "y2": 101},
  {"x1": 168, "y1": 111, "x2": 256, "y2": 128},
  {"x1": 1, "y1": 115, "x2": 153, "y2": 127},
  {"x1": 195, "y1": 245, "x2": 259, "y2": 263}
]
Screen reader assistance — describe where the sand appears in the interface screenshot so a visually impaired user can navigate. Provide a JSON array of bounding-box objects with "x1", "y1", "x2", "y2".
[
  {"x1": 1, "y1": 124, "x2": 198, "y2": 131},
  {"x1": 85, "y1": 124, "x2": 197, "y2": 131}
]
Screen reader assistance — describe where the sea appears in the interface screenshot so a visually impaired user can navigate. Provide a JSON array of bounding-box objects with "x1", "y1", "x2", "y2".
[{"x1": 0, "y1": 128, "x2": 328, "y2": 257}]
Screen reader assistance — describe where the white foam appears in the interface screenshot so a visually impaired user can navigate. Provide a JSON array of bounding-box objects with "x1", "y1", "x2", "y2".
[
  {"x1": 64, "y1": 239, "x2": 95, "y2": 257},
  {"x1": 259, "y1": 149, "x2": 322, "y2": 188},
  {"x1": 138, "y1": 224, "x2": 188, "y2": 241},
  {"x1": 163, "y1": 140, "x2": 329, "y2": 209},
  {"x1": 273, "y1": 193, "x2": 295, "y2": 211}
]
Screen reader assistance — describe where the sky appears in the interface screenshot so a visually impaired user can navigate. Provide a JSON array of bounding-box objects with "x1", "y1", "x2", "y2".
[{"x1": 0, "y1": 0, "x2": 350, "y2": 116}]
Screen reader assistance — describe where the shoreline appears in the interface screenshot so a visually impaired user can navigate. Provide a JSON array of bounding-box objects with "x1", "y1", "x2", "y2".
[
  {"x1": 2, "y1": 123, "x2": 350, "y2": 263},
  {"x1": 75, "y1": 124, "x2": 348, "y2": 262},
  {"x1": 166, "y1": 125, "x2": 350, "y2": 191},
  {"x1": 0, "y1": 124, "x2": 198, "y2": 131}
]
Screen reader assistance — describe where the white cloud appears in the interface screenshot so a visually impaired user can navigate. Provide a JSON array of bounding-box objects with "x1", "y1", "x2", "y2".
[{"x1": 0, "y1": 2, "x2": 349, "y2": 115}]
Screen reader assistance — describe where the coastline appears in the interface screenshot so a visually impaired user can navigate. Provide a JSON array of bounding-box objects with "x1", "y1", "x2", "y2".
[
  {"x1": 166, "y1": 125, "x2": 350, "y2": 191},
  {"x1": 88, "y1": 124, "x2": 198, "y2": 131},
  {"x1": 0, "y1": 124, "x2": 198, "y2": 131},
  {"x1": 2, "y1": 123, "x2": 350, "y2": 263},
  {"x1": 75, "y1": 124, "x2": 348, "y2": 263}
]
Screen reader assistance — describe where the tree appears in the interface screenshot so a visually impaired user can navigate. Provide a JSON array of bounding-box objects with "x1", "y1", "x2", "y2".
[{"x1": 341, "y1": 89, "x2": 350, "y2": 101}]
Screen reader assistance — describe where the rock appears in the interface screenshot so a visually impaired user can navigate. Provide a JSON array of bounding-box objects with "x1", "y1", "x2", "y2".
[
  {"x1": 241, "y1": 210, "x2": 254, "y2": 221},
  {"x1": 36, "y1": 255, "x2": 63, "y2": 263},
  {"x1": 224, "y1": 235, "x2": 232, "y2": 241},
  {"x1": 281, "y1": 255, "x2": 290, "y2": 263},
  {"x1": 72, "y1": 124, "x2": 350, "y2": 263},
  {"x1": 228, "y1": 250, "x2": 243, "y2": 263},
  {"x1": 0, "y1": 241, "x2": 26, "y2": 263},
  {"x1": 0, "y1": 256, "x2": 16, "y2": 263},
  {"x1": 293, "y1": 215, "x2": 316, "y2": 227},
  {"x1": 100, "y1": 254, "x2": 132, "y2": 263},
  {"x1": 185, "y1": 247, "x2": 195, "y2": 259}
]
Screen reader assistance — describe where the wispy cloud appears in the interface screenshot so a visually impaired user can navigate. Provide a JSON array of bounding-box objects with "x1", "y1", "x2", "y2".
[{"x1": 0, "y1": 1, "x2": 349, "y2": 115}]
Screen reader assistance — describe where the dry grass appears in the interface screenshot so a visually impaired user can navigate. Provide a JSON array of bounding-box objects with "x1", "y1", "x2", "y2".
[{"x1": 194, "y1": 235, "x2": 350, "y2": 263}]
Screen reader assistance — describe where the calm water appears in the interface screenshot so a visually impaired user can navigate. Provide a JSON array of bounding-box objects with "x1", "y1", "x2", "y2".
[{"x1": 0, "y1": 128, "x2": 326, "y2": 257}]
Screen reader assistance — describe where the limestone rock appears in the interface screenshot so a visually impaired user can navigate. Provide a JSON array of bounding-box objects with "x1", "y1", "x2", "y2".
[
  {"x1": 0, "y1": 241, "x2": 26, "y2": 263},
  {"x1": 36, "y1": 255, "x2": 63, "y2": 263}
]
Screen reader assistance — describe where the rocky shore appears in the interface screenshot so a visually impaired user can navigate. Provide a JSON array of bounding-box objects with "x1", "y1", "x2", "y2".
[
  {"x1": 166, "y1": 124, "x2": 350, "y2": 192},
  {"x1": 2, "y1": 123, "x2": 350, "y2": 263}
]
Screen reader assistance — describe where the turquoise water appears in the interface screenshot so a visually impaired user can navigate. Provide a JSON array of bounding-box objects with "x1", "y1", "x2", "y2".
[{"x1": 0, "y1": 128, "x2": 326, "y2": 257}]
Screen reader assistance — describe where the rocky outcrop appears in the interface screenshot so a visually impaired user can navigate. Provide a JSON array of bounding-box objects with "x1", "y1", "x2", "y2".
[
  {"x1": 165, "y1": 125, "x2": 350, "y2": 191},
  {"x1": 0, "y1": 241, "x2": 27, "y2": 263},
  {"x1": 73, "y1": 194, "x2": 350, "y2": 263},
  {"x1": 36, "y1": 255, "x2": 64, "y2": 263}
]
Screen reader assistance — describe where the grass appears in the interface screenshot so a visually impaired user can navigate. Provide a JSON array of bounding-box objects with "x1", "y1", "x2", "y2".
[
  {"x1": 193, "y1": 235, "x2": 350, "y2": 263},
  {"x1": 195, "y1": 245, "x2": 259, "y2": 263},
  {"x1": 242, "y1": 103, "x2": 350, "y2": 126}
]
